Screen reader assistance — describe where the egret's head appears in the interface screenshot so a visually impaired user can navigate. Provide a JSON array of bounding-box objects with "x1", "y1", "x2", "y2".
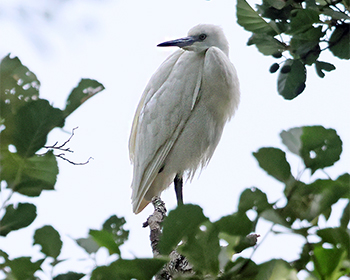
[{"x1": 157, "y1": 24, "x2": 229, "y2": 56}]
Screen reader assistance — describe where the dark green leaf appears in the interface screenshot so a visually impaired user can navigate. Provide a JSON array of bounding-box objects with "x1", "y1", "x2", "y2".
[
  {"x1": 178, "y1": 222, "x2": 220, "y2": 275},
  {"x1": 277, "y1": 59, "x2": 306, "y2": 100},
  {"x1": 53, "y1": 272, "x2": 85, "y2": 280},
  {"x1": 288, "y1": 9, "x2": 320, "y2": 34},
  {"x1": 215, "y1": 212, "x2": 254, "y2": 236},
  {"x1": 329, "y1": 23, "x2": 350, "y2": 59},
  {"x1": 340, "y1": 201, "x2": 350, "y2": 229},
  {"x1": 91, "y1": 258, "x2": 167, "y2": 280},
  {"x1": 64, "y1": 79, "x2": 104, "y2": 118},
  {"x1": 13, "y1": 99, "x2": 64, "y2": 157},
  {"x1": 7, "y1": 257, "x2": 44, "y2": 280},
  {"x1": 76, "y1": 236, "x2": 100, "y2": 254},
  {"x1": 300, "y1": 126, "x2": 342, "y2": 173},
  {"x1": 222, "y1": 257, "x2": 258, "y2": 279},
  {"x1": 238, "y1": 187, "x2": 271, "y2": 214},
  {"x1": 293, "y1": 242, "x2": 313, "y2": 271},
  {"x1": 253, "y1": 147, "x2": 293, "y2": 183},
  {"x1": 248, "y1": 34, "x2": 286, "y2": 56},
  {"x1": 34, "y1": 225, "x2": 62, "y2": 259},
  {"x1": 266, "y1": 0, "x2": 287, "y2": 10},
  {"x1": 315, "y1": 61, "x2": 336, "y2": 79},
  {"x1": 255, "y1": 259, "x2": 298, "y2": 280},
  {"x1": 236, "y1": 0, "x2": 278, "y2": 35},
  {"x1": 1, "y1": 151, "x2": 59, "y2": 196},
  {"x1": 102, "y1": 215, "x2": 129, "y2": 246},
  {"x1": 280, "y1": 127, "x2": 303, "y2": 156},
  {"x1": 159, "y1": 204, "x2": 208, "y2": 255},
  {"x1": 0, "y1": 203, "x2": 36, "y2": 236}
]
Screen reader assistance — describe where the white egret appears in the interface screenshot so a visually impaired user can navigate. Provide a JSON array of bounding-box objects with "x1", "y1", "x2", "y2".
[{"x1": 129, "y1": 24, "x2": 240, "y2": 214}]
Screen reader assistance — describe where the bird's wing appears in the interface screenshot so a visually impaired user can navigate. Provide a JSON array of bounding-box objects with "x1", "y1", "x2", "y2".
[{"x1": 130, "y1": 50, "x2": 205, "y2": 212}]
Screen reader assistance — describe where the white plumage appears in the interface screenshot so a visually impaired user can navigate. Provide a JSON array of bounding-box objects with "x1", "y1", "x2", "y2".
[{"x1": 129, "y1": 24, "x2": 240, "y2": 214}]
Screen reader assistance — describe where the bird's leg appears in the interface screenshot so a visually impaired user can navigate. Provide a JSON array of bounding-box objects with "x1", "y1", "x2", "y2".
[{"x1": 174, "y1": 174, "x2": 183, "y2": 206}]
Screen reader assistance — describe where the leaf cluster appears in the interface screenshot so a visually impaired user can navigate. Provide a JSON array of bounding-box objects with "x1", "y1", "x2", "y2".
[
  {"x1": 236, "y1": 0, "x2": 349, "y2": 99},
  {"x1": 0, "y1": 54, "x2": 104, "y2": 279}
]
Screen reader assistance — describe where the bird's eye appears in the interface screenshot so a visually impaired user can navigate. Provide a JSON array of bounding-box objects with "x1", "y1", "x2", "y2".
[{"x1": 198, "y1": 34, "x2": 207, "y2": 41}]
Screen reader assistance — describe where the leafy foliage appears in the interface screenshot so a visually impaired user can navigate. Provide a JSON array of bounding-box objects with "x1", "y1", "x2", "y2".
[
  {"x1": 1, "y1": 55, "x2": 348, "y2": 279},
  {"x1": 236, "y1": 0, "x2": 350, "y2": 99}
]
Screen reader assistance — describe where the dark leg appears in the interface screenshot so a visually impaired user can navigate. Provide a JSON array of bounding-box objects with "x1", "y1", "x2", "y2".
[{"x1": 174, "y1": 174, "x2": 183, "y2": 206}]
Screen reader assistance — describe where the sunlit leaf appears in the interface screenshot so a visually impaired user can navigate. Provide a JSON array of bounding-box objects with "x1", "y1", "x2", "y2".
[
  {"x1": 280, "y1": 127, "x2": 302, "y2": 156},
  {"x1": 89, "y1": 229, "x2": 121, "y2": 256},
  {"x1": 317, "y1": 227, "x2": 350, "y2": 256},
  {"x1": 34, "y1": 225, "x2": 62, "y2": 259},
  {"x1": 313, "y1": 245, "x2": 346, "y2": 278},
  {"x1": 277, "y1": 59, "x2": 306, "y2": 100},
  {"x1": 256, "y1": 259, "x2": 298, "y2": 280},
  {"x1": 76, "y1": 236, "x2": 100, "y2": 254},
  {"x1": 0, "y1": 203, "x2": 37, "y2": 236}
]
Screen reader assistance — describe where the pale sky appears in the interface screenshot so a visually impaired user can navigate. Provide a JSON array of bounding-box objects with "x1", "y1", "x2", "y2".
[{"x1": 1, "y1": 0, "x2": 349, "y2": 279}]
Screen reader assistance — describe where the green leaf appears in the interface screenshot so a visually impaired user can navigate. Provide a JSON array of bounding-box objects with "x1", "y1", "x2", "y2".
[
  {"x1": 1, "y1": 151, "x2": 59, "y2": 196},
  {"x1": 248, "y1": 34, "x2": 286, "y2": 56},
  {"x1": 178, "y1": 221, "x2": 220, "y2": 275},
  {"x1": 0, "y1": 55, "x2": 40, "y2": 114},
  {"x1": 256, "y1": 259, "x2": 298, "y2": 280},
  {"x1": 53, "y1": 272, "x2": 85, "y2": 280},
  {"x1": 76, "y1": 236, "x2": 100, "y2": 254},
  {"x1": 340, "y1": 201, "x2": 350, "y2": 229},
  {"x1": 7, "y1": 257, "x2": 44, "y2": 280},
  {"x1": 215, "y1": 212, "x2": 254, "y2": 236},
  {"x1": 88, "y1": 215, "x2": 129, "y2": 256},
  {"x1": 0, "y1": 203, "x2": 36, "y2": 236},
  {"x1": 288, "y1": 9, "x2": 320, "y2": 34},
  {"x1": 89, "y1": 229, "x2": 121, "y2": 256},
  {"x1": 13, "y1": 99, "x2": 64, "y2": 158},
  {"x1": 238, "y1": 187, "x2": 271, "y2": 214},
  {"x1": 300, "y1": 126, "x2": 342, "y2": 173},
  {"x1": 159, "y1": 204, "x2": 208, "y2": 255},
  {"x1": 329, "y1": 23, "x2": 350, "y2": 60},
  {"x1": 260, "y1": 209, "x2": 292, "y2": 228},
  {"x1": 253, "y1": 147, "x2": 293, "y2": 183},
  {"x1": 64, "y1": 79, "x2": 105, "y2": 118},
  {"x1": 102, "y1": 215, "x2": 129, "y2": 246},
  {"x1": 317, "y1": 227, "x2": 350, "y2": 256},
  {"x1": 280, "y1": 127, "x2": 303, "y2": 156},
  {"x1": 223, "y1": 257, "x2": 258, "y2": 279},
  {"x1": 91, "y1": 258, "x2": 168, "y2": 280},
  {"x1": 265, "y1": 0, "x2": 287, "y2": 10},
  {"x1": 236, "y1": 0, "x2": 278, "y2": 35},
  {"x1": 315, "y1": 61, "x2": 336, "y2": 78},
  {"x1": 313, "y1": 245, "x2": 346, "y2": 278},
  {"x1": 34, "y1": 225, "x2": 62, "y2": 259},
  {"x1": 277, "y1": 59, "x2": 306, "y2": 100}
]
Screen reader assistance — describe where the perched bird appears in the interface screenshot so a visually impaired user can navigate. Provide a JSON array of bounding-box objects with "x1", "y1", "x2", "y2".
[{"x1": 129, "y1": 24, "x2": 240, "y2": 214}]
